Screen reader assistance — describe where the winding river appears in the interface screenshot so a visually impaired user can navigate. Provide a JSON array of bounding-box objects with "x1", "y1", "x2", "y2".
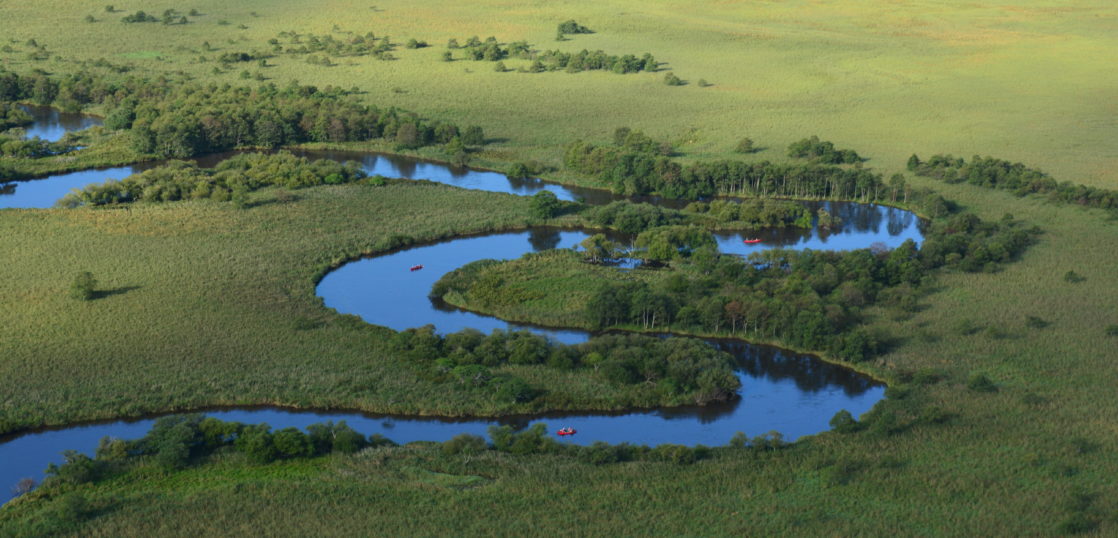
[{"x1": 0, "y1": 111, "x2": 918, "y2": 496}]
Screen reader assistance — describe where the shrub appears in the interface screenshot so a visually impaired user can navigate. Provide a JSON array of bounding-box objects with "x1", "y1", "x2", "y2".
[
  {"x1": 735, "y1": 137, "x2": 755, "y2": 154},
  {"x1": 663, "y1": 72, "x2": 683, "y2": 86},
  {"x1": 967, "y1": 372, "x2": 998, "y2": 393},
  {"x1": 1106, "y1": 325, "x2": 1118, "y2": 337},
  {"x1": 70, "y1": 271, "x2": 97, "y2": 300},
  {"x1": 1064, "y1": 270, "x2": 1085, "y2": 283},
  {"x1": 529, "y1": 190, "x2": 562, "y2": 218},
  {"x1": 442, "y1": 434, "x2": 488, "y2": 456},
  {"x1": 829, "y1": 410, "x2": 860, "y2": 433}
]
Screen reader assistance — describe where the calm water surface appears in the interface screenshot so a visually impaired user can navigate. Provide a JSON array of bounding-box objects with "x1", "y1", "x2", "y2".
[
  {"x1": 17, "y1": 104, "x2": 102, "y2": 142},
  {"x1": 1, "y1": 112, "x2": 896, "y2": 497}
]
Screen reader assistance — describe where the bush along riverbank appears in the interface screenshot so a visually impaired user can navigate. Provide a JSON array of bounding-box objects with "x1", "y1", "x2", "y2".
[{"x1": 434, "y1": 210, "x2": 1039, "y2": 365}]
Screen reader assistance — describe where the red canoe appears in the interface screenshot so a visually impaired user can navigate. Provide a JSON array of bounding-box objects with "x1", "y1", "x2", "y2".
[
  {"x1": 742, "y1": 238, "x2": 762, "y2": 244},
  {"x1": 557, "y1": 428, "x2": 577, "y2": 436},
  {"x1": 410, "y1": 264, "x2": 424, "y2": 271}
]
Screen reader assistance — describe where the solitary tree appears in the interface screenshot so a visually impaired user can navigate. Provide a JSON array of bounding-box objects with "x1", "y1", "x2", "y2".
[
  {"x1": 735, "y1": 137, "x2": 755, "y2": 154},
  {"x1": 70, "y1": 271, "x2": 97, "y2": 300}
]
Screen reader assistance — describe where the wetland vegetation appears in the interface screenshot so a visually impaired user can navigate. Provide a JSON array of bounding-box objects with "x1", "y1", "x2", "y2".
[{"x1": 2, "y1": 0, "x2": 1118, "y2": 535}]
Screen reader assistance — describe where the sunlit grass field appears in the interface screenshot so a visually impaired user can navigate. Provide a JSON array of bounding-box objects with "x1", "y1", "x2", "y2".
[{"x1": 2, "y1": 0, "x2": 1115, "y2": 186}]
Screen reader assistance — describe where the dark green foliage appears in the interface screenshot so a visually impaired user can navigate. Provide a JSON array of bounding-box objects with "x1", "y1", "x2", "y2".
[
  {"x1": 735, "y1": 137, "x2": 755, "y2": 154},
  {"x1": 529, "y1": 190, "x2": 562, "y2": 218},
  {"x1": 69, "y1": 271, "x2": 96, "y2": 300},
  {"x1": 121, "y1": 11, "x2": 158, "y2": 23},
  {"x1": 271, "y1": 31, "x2": 395, "y2": 58},
  {"x1": 390, "y1": 325, "x2": 741, "y2": 404},
  {"x1": 787, "y1": 136, "x2": 862, "y2": 164},
  {"x1": 55, "y1": 493, "x2": 92, "y2": 524},
  {"x1": 0, "y1": 133, "x2": 75, "y2": 158},
  {"x1": 235, "y1": 425, "x2": 278, "y2": 464},
  {"x1": 966, "y1": 372, "x2": 998, "y2": 393},
  {"x1": 58, "y1": 152, "x2": 366, "y2": 207},
  {"x1": 829, "y1": 410, "x2": 860, "y2": 433},
  {"x1": 307, "y1": 421, "x2": 368, "y2": 455},
  {"x1": 442, "y1": 434, "x2": 488, "y2": 456},
  {"x1": 1025, "y1": 315, "x2": 1049, "y2": 329},
  {"x1": 0, "y1": 68, "x2": 472, "y2": 160},
  {"x1": 272, "y1": 427, "x2": 314, "y2": 458},
  {"x1": 45, "y1": 451, "x2": 101, "y2": 485},
  {"x1": 453, "y1": 35, "x2": 655, "y2": 75},
  {"x1": 634, "y1": 225, "x2": 715, "y2": 263},
  {"x1": 663, "y1": 72, "x2": 684, "y2": 86},
  {"x1": 512, "y1": 211, "x2": 1034, "y2": 362},
  {"x1": 461, "y1": 125, "x2": 485, "y2": 146},
  {"x1": 558, "y1": 20, "x2": 592, "y2": 35},
  {"x1": 685, "y1": 199, "x2": 814, "y2": 229},
  {"x1": 564, "y1": 134, "x2": 911, "y2": 203},
  {"x1": 1106, "y1": 325, "x2": 1118, "y2": 337},
  {"x1": 911, "y1": 154, "x2": 1118, "y2": 211},
  {"x1": 489, "y1": 424, "x2": 559, "y2": 455},
  {"x1": 1063, "y1": 270, "x2": 1085, "y2": 283},
  {"x1": 0, "y1": 101, "x2": 33, "y2": 130},
  {"x1": 588, "y1": 201, "x2": 683, "y2": 234}
]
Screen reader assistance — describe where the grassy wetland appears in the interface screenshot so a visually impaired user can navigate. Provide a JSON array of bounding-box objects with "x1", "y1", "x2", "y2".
[{"x1": 2, "y1": 0, "x2": 1118, "y2": 535}]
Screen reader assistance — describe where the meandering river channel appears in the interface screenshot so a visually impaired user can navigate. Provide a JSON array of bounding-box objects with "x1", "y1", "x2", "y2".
[{"x1": 1, "y1": 111, "x2": 921, "y2": 495}]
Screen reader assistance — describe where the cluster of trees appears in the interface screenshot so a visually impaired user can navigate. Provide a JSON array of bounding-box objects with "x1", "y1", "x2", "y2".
[
  {"x1": 787, "y1": 136, "x2": 862, "y2": 164},
  {"x1": 533, "y1": 49, "x2": 657, "y2": 74},
  {"x1": 119, "y1": 85, "x2": 480, "y2": 157},
  {"x1": 578, "y1": 212, "x2": 1034, "y2": 360},
  {"x1": 685, "y1": 199, "x2": 815, "y2": 229},
  {"x1": 449, "y1": 35, "x2": 656, "y2": 75},
  {"x1": 269, "y1": 31, "x2": 396, "y2": 59},
  {"x1": 584, "y1": 198, "x2": 819, "y2": 237},
  {"x1": 564, "y1": 129, "x2": 954, "y2": 216},
  {"x1": 42, "y1": 416, "x2": 393, "y2": 488},
  {"x1": 0, "y1": 101, "x2": 32, "y2": 130},
  {"x1": 0, "y1": 133, "x2": 74, "y2": 158},
  {"x1": 587, "y1": 201, "x2": 683, "y2": 234},
  {"x1": 0, "y1": 68, "x2": 483, "y2": 155},
  {"x1": 120, "y1": 9, "x2": 188, "y2": 24},
  {"x1": 557, "y1": 20, "x2": 593, "y2": 35},
  {"x1": 389, "y1": 324, "x2": 741, "y2": 404},
  {"x1": 909, "y1": 154, "x2": 1118, "y2": 211},
  {"x1": 57, "y1": 152, "x2": 366, "y2": 207}
]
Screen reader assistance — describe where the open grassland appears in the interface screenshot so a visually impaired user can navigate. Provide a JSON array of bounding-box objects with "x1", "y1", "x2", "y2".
[
  {"x1": 1, "y1": 0, "x2": 1116, "y2": 187},
  {"x1": 0, "y1": 182, "x2": 694, "y2": 433}
]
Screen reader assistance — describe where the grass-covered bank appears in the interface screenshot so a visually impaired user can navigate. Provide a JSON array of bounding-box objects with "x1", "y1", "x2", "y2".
[{"x1": 0, "y1": 181, "x2": 702, "y2": 436}]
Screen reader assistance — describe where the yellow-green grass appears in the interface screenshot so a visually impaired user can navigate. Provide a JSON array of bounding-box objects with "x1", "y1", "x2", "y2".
[{"x1": 1, "y1": 0, "x2": 1115, "y2": 187}]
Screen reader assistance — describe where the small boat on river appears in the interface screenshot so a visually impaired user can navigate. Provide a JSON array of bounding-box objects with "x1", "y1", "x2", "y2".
[
  {"x1": 742, "y1": 238, "x2": 762, "y2": 244},
  {"x1": 410, "y1": 264, "x2": 424, "y2": 271},
  {"x1": 557, "y1": 427, "x2": 577, "y2": 436}
]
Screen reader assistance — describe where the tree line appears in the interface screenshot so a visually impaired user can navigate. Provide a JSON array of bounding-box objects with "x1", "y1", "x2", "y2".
[
  {"x1": 909, "y1": 153, "x2": 1118, "y2": 212},
  {"x1": 0, "y1": 101, "x2": 32, "y2": 130},
  {"x1": 268, "y1": 31, "x2": 397, "y2": 60},
  {"x1": 449, "y1": 35, "x2": 657, "y2": 75},
  {"x1": 57, "y1": 152, "x2": 368, "y2": 207},
  {"x1": 564, "y1": 129, "x2": 954, "y2": 217},
  {"x1": 388, "y1": 324, "x2": 741, "y2": 406},
  {"x1": 439, "y1": 211, "x2": 1037, "y2": 363},
  {"x1": 0, "y1": 68, "x2": 484, "y2": 158}
]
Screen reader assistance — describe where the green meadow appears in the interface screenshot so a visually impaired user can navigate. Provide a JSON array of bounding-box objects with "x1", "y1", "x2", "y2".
[
  {"x1": 2, "y1": 0, "x2": 1116, "y2": 186},
  {"x1": 2, "y1": 0, "x2": 1118, "y2": 534}
]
